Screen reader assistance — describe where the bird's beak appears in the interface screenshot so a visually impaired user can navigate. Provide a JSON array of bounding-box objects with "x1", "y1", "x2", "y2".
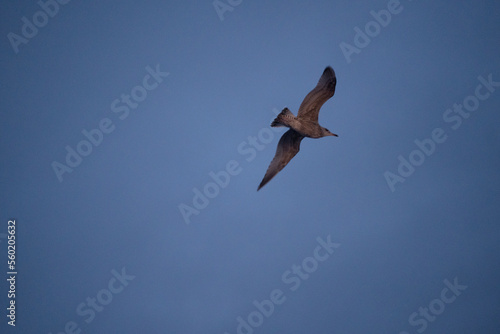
[{"x1": 331, "y1": 133, "x2": 338, "y2": 137}]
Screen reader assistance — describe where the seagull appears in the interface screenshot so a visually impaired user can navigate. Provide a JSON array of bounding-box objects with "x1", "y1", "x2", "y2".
[{"x1": 257, "y1": 66, "x2": 338, "y2": 190}]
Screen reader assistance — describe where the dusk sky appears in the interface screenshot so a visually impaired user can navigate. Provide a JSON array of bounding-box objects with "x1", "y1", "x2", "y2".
[{"x1": 1, "y1": 1, "x2": 500, "y2": 333}]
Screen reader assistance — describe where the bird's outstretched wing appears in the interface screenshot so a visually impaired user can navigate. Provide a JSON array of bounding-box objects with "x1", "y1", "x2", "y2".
[
  {"x1": 258, "y1": 129, "x2": 304, "y2": 190},
  {"x1": 296, "y1": 66, "x2": 336, "y2": 123}
]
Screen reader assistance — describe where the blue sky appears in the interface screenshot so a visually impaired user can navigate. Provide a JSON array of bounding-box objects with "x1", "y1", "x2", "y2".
[{"x1": 1, "y1": 1, "x2": 500, "y2": 333}]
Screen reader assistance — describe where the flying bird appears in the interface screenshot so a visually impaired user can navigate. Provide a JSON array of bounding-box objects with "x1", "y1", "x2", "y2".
[{"x1": 258, "y1": 66, "x2": 338, "y2": 190}]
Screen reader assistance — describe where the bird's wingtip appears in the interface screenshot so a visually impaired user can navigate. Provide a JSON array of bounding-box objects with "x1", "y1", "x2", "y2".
[{"x1": 324, "y1": 66, "x2": 335, "y2": 76}]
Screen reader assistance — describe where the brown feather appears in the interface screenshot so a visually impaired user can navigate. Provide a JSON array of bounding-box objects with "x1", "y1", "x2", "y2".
[
  {"x1": 258, "y1": 129, "x2": 304, "y2": 190},
  {"x1": 296, "y1": 66, "x2": 336, "y2": 123}
]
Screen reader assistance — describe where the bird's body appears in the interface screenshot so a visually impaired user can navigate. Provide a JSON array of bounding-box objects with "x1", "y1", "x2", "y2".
[
  {"x1": 258, "y1": 66, "x2": 338, "y2": 190},
  {"x1": 272, "y1": 111, "x2": 331, "y2": 138}
]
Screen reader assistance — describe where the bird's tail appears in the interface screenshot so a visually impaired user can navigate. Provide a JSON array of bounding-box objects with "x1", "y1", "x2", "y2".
[{"x1": 271, "y1": 108, "x2": 295, "y2": 128}]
